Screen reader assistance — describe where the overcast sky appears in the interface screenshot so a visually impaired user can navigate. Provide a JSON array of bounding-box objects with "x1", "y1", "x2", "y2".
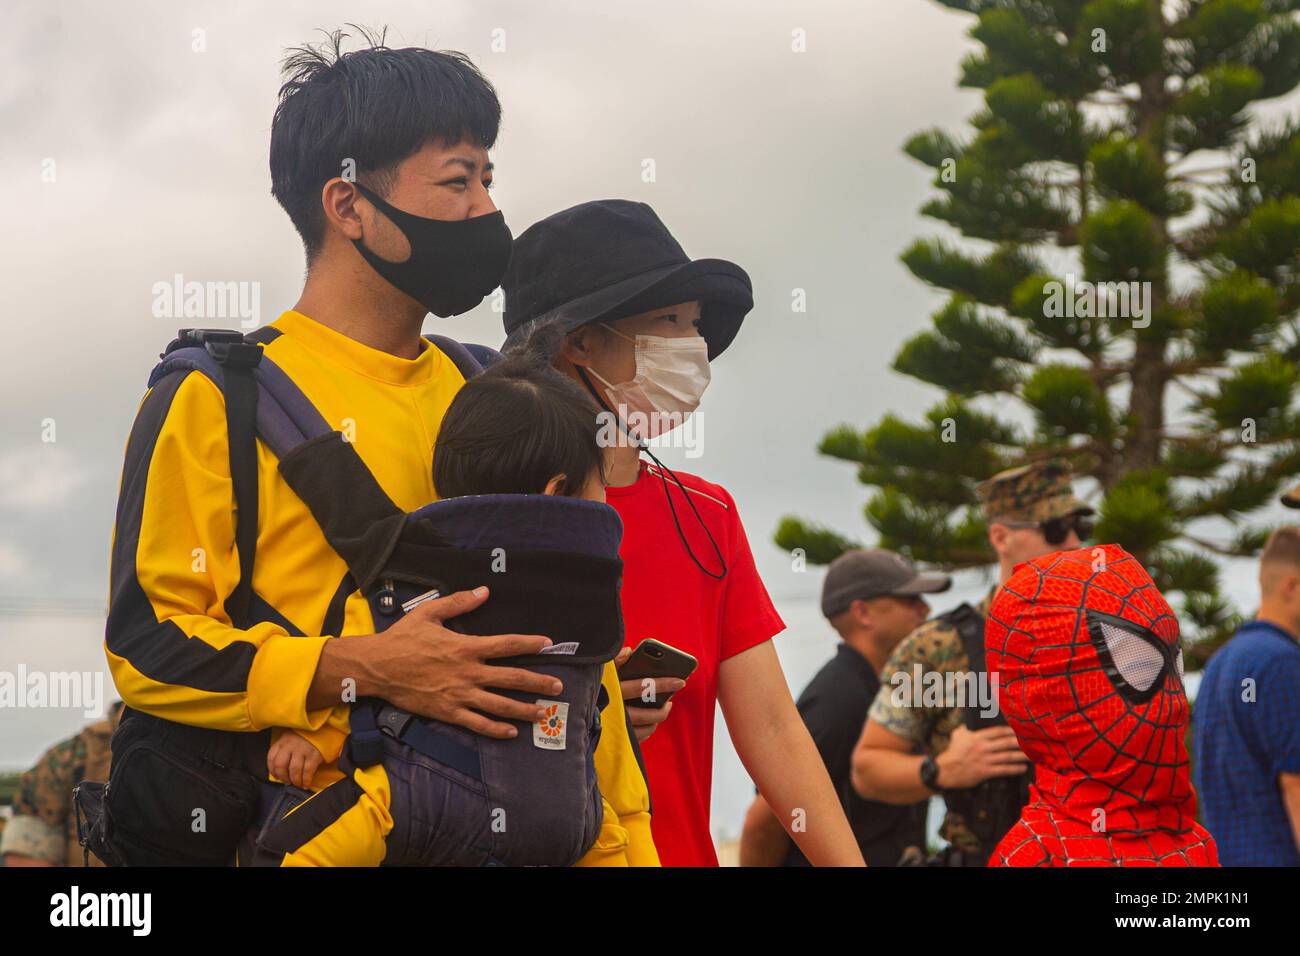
[
  {"x1": 2, "y1": 0, "x2": 1297, "y2": 819},
  {"x1": 0, "y1": 0, "x2": 1001, "y2": 612}
]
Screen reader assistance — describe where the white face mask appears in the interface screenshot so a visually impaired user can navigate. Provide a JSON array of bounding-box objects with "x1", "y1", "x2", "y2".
[{"x1": 587, "y1": 323, "x2": 711, "y2": 439}]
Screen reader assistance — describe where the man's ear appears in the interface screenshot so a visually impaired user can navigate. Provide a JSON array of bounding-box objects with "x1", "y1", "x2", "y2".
[
  {"x1": 320, "y1": 177, "x2": 365, "y2": 241},
  {"x1": 543, "y1": 474, "x2": 566, "y2": 496},
  {"x1": 987, "y1": 522, "x2": 1008, "y2": 556},
  {"x1": 850, "y1": 599, "x2": 873, "y2": 631}
]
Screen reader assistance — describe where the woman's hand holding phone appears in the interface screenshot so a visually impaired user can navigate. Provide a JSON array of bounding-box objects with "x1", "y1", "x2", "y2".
[{"x1": 615, "y1": 640, "x2": 696, "y2": 743}]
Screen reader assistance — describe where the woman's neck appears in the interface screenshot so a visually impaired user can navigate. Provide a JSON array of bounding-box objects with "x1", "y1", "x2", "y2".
[{"x1": 607, "y1": 443, "x2": 643, "y2": 487}]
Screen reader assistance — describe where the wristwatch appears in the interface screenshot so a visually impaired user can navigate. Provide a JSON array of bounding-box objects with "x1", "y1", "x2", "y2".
[{"x1": 919, "y1": 755, "x2": 943, "y2": 793}]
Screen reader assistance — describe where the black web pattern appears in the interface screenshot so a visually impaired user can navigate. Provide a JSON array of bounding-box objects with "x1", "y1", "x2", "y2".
[{"x1": 986, "y1": 547, "x2": 1216, "y2": 866}]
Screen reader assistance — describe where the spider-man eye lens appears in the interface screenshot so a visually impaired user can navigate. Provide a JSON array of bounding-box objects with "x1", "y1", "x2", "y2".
[
  {"x1": 1175, "y1": 646, "x2": 1184, "y2": 680},
  {"x1": 1098, "y1": 620, "x2": 1165, "y2": 691},
  {"x1": 1085, "y1": 609, "x2": 1179, "y2": 704}
]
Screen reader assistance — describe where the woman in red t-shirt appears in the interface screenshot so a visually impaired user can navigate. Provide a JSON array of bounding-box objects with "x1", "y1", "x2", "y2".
[{"x1": 500, "y1": 200, "x2": 862, "y2": 867}]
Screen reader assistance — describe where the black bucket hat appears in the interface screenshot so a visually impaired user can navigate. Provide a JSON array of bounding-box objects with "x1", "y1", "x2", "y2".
[{"x1": 501, "y1": 200, "x2": 753, "y2": 360}]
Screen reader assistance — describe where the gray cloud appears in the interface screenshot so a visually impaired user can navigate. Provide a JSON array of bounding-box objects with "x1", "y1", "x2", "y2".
[
  {"x1": 4, "y1": 2, "x2": 1296, "y2": 835},
  {"x1": 1, "y1": 0, "x2": 988, "y2": 608}
]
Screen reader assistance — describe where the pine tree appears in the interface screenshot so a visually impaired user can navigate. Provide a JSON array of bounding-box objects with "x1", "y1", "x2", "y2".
[{"x1": 778, "y1": 0, "x2": 1300, "y2": 663}]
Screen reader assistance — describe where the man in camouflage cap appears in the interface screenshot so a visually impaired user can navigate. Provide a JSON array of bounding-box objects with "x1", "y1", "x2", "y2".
[
  {"x1": 850, "y1": 459, "x2": 1093, "y2": 865},
  {"x1": 1, "y1": 702, "x2": 123, "y2": 866},
  {"x1": 977, "y1": 459, "x2": 1094, "y2": 531}
]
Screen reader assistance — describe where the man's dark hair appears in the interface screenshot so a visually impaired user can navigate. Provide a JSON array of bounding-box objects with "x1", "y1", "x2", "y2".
[
  {"x1": 270, "y1": 26, "x2": 501, "y2": 261},
  {"x1": 433, "y1": 356, "x2": 607, "y2": 500}
]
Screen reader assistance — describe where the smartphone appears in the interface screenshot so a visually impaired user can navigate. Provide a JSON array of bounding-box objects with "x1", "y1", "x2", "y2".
[{"x1": 619, "y1": 639, "x2": 698, "y2": 709}]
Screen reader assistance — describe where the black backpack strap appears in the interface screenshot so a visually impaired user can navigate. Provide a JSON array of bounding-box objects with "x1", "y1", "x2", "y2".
[
  {"x1": 152, "y1": 329, "x2": 273, "y2": 629},
  {"x1": 937, "y1": 603, "x2": 1002, "y2": 730},
  {"x1": 246, "y1": 326, "x2": 282, "y2": 347},
  {"x1": 146, "y1": 329, "x2": 494, "y2": 627},
  {"x1": 225, "y1": 356, "x2": 259, "y2": 630},
  {"x1": 936, "y1": 600, "x2": 1033, "y2": 860},
  {"x1": 206, "y1": 333, "x2": 264, "y2": 630}
]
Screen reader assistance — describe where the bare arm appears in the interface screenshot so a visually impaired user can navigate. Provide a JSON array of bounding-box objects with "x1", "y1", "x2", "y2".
[
  {"x1": 739, "y1": 794, "x2": 794, "y2": 866},
  {"x1": 852, "y1": 719, "x2": 934, "y2": 804},
  {"x1": 852, "y1": 720, "x2": 1029, "y2": 803},
  {"x1": 719, "y1": 641, "x2": 864, "y2": 867},
  {"x1": 1282, "y1": 772, "x2": 1300, "y2": 854}
]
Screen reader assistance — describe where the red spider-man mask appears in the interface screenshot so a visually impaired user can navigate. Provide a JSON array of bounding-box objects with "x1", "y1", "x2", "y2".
[{"x1": 986, "y1": 544, "x2": 1195, "y2": 835}]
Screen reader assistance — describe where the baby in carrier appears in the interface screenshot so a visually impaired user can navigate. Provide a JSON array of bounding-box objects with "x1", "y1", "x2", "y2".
[{"x1": 259, "y1": 356, "x2": 623, "y2": 866}]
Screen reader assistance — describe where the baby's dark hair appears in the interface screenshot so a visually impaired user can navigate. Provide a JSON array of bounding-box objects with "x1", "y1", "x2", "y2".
[{"x1": 433, "y1": 354, "x2": 607, "y2": 499}]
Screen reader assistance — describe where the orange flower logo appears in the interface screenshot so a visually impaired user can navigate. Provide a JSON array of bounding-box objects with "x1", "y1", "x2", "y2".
[{"x1": 540, "y1": 703, "x2": 564, "y2": 738}]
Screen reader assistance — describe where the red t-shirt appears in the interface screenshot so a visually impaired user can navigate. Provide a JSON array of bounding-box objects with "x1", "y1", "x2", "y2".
[{"x1": 605, "y1": 461, "x2": 785, "y2": 866}]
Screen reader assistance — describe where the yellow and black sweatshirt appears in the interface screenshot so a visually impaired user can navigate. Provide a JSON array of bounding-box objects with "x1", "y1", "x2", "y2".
[{"x1": 105, "y1": 309, "x2": 658, "y2": 866}]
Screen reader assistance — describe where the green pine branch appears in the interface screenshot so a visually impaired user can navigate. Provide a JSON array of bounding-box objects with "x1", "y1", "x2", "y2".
[{"x1": 779, "y1": 0, "x2": 1300, "y2": 661}]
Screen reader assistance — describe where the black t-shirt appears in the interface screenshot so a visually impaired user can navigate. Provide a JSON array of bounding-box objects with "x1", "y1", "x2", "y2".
[{"x1": 783, "y1": 643, "x2": 928, "y2": 867}]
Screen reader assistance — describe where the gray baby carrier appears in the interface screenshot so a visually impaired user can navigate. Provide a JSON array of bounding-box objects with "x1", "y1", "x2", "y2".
[{"x1": 332, "y1": 493, "x2": 623, "y2": 866}]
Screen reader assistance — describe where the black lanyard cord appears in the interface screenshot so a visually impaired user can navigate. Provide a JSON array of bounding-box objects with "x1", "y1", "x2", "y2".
[{"x1": 577, "y1": 366, "x2": 728, "y2": 580}]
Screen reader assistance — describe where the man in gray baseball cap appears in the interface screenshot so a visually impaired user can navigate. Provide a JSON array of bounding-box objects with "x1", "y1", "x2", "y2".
[
  {"x1": 741, "y1": 549, "x2": 950, "y2": 867},
  {"x1": 820, "y1": 549, "x2": 953, "y2": 620}
]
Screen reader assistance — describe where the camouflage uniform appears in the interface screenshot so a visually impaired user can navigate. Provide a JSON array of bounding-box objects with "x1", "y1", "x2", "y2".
[
  {"x1": 1, "y1": 706, "x2": 121, "y2": 866},
  {"x1": 869, "y1": 592, "x2": 997, "y2": 855},
  {"x1": 866, "y1": 459, "x2": 1091, "y2": 858}
]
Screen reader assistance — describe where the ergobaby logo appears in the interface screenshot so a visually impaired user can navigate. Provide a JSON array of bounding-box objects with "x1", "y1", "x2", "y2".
[
  {"x1": 401, "y1": 588, "x2": 441, "y2": 613},
  {"x1": 49, "y1": 886, "x2": 151, "y2": 936},
  {"x1": 539, "y1": 642, "x2": 579, "y2": 655},
  {"x1": 533, "y1": 700, "x2": 568, "y2": 750}
]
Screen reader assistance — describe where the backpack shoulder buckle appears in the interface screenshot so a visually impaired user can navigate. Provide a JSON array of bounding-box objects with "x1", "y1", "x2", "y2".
[{"x1": 168, "y1": 328, "x2": 263, "y2": 368}]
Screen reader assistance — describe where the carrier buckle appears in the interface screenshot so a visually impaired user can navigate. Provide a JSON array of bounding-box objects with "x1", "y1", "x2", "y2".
[
  {"x1": 348, "y1": 728, "x2": 385, "y2": 768},
  {"x1": 375, "y1": 704, "x2": 415, "y2": 740}
]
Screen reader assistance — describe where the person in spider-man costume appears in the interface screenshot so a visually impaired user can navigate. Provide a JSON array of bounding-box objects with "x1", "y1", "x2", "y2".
[{"x1": 984, "y1": 543, "x2": 1218, "y2": 866}]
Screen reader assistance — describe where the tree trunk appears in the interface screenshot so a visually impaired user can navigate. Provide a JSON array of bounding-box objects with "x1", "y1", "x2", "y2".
[{"x1": 1122, "y1": 5, "x2": 1171, "y2": 479}]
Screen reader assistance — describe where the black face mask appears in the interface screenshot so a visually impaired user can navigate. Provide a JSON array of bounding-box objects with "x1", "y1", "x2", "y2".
[{"x1": 351, "y1": 182, "x2": 513, "y2": 318}]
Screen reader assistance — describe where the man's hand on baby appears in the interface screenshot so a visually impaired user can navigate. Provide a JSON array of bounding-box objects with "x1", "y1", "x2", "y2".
[
  {"x1": 268, "y1": 730, "x2": 324, "y2": 789},
  {"x1": 359, "y1": 587, "x2": 563, "y2": 740}
]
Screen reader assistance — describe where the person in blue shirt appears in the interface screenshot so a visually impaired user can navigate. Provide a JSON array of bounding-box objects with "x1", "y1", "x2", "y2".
[{"x1": 1194, "y1": 526, "x2": 1300, "y2": 866}]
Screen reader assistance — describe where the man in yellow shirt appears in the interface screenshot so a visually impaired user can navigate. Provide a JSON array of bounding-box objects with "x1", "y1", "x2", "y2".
[{"x1": 104, "y1": 31, "x2": 657, "y2": 866}]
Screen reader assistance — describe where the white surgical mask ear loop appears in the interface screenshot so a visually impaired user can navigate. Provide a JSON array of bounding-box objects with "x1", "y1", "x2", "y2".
[
  {"x1": 583, "y1": 324, "x2": 637, "y2": 406},
  {"x1": 586, "y1": 363, "x2": 617, "y2": 392},
  {"x1": 601, "y1": 322, "x2": 636, "y2": 345},
  {"x1": 593, "y1": 323, "x2": 641, "y2": 383}
]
